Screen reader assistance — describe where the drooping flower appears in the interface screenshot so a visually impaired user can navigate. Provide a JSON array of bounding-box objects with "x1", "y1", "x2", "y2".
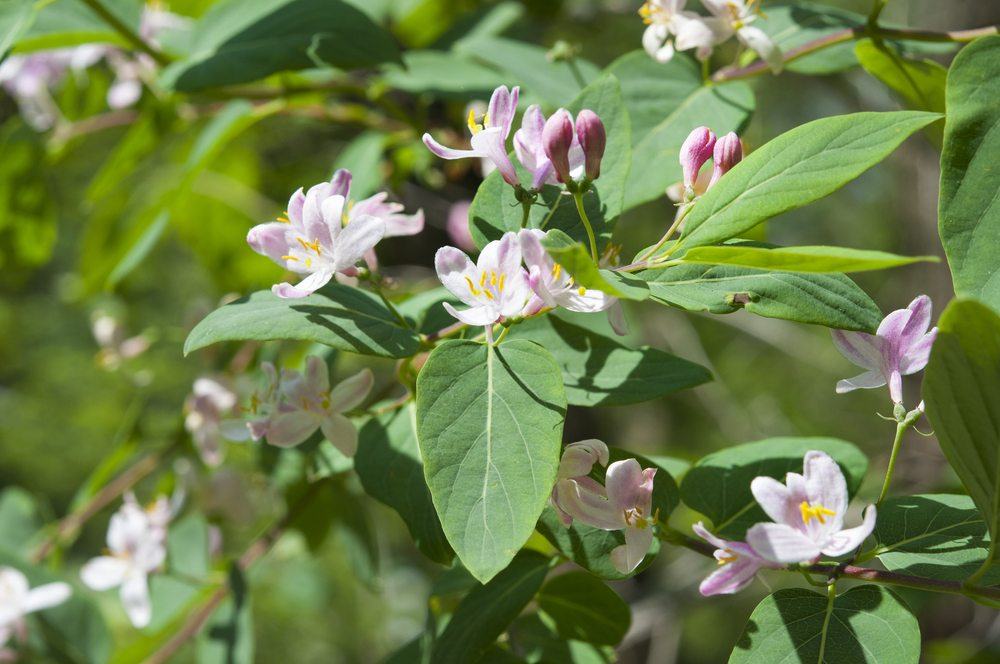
[
  {"x1": 692, "y1": 522, "x2": 776, "y2": 595},
  {"x1": 701, "y1": 0, "x2": 783, "y2": 72},
  {"x1": 246, "y1": 180, "x2": 385, "y2": 298},
  {"x1": 549, "y1": 439, "x2": 610, "y2": 525},
  {"x1": 184, "y1": 377, "x2": 249, "y2": 467},
  {"x1": 251, "y1": 356, "x2": 373, "y2": 454},
  {"x1": 514, "y1": 104, "x2": 583, "y2": 190},
  {"x1": 0, "y1": 567, "x2": 71, "y2": 633},
  {"x1": 80, "y1": 497, "x2": 168, "y2": 628},
  {"x1": 552, "y1": 456, "x2": 658, "y2": 574},
  {"x1": 831, "y1": 295, "x2": 937, "y2": 405},
  {"x1": 423, "y1": 85, "x2": 521, "y2": 186},
  {"x1": 519, "y1": 228, "x2": 618, "y2": 316},
  {"x1": 434, "y1": 232, "x2": 531, "y2": 330},
  {"x1": 745, "y1": 451, "x2": 877, "y2": 564}
]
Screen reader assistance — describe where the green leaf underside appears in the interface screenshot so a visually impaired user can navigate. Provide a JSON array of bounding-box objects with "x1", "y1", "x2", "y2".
[
  {"x1": 183, "y1": 286, "x2": 421, "y2": 359},
  {"x1": 468, "y1": 73, "x2": 630, "y2": 250},
  {"x1": 872, "y1": 494, "x2": 1000, "y2": 584},
  {"x1": 678, "y1": 244, "x2": 936, "y2": 274},
  {"x1": 639, "y1": 262, "x2": 883, "y2": 333},
  {"x1": 508, "y1": 314, "x2": 711, "y2": 407},
  {"x1": 431, "y1": 550, "x2": 552, "y2": 663},
  {"x1": 537, "y1": 572, "x2": 631, "y2": 646},
  {"x1": 354, "y1": 404, "x2": 454, "y2": 564},
  {"x1": 729, "y1": 586, "x2": 920, "y2": 664},
  {"x1": 924, "y1": 299, "x2": 1000, "y2": 540},
  {"x1": 416, "y1": 340, "x2": 566, "y2": 582},
  {"x1": 610, "y1": 53, "x2": 754, "y2": 210},
  {"x1": 938, "y1": 36, "x2": 1000, "y2": 312},
  {"x1": 536, "y1": 448, "x2": 677, "y2": 580},
  {"x1": 676, "y1": 111, "x2": 940, "y2": 252},
  {"x1": 159, "y1": 0, "x2": 401, "y2": 91},
  {"x1": 680, "y1": 437, "x2": 867, "y2": 539},
  {"x1": 541, "y1": 229, "x2": 649, "y2": 301}
]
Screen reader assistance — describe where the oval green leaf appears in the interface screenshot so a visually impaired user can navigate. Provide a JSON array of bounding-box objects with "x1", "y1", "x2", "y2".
[
  {"x1": 537, "y1": 571, "x2": 631, "y2": 646},
  {"x1": 678, "y1": 244, "x2": 937, "y2": 274}
]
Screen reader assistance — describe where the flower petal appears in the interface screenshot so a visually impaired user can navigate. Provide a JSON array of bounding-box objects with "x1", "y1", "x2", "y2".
[
  {"x1": 610, "y1": 525, "x2": 654, "y2": 574},
  {"x1": 836, "y1": 369, "x2": 887, "y2": 394},
  {"x1": 738, "y1": 25, "x2": 783, "y2": 73},
  {"x1": 272, "y1": 271, "x2": 334, "y2": 299},
  {"x1": 699, "y1": 555, "x2": 761, "y2": 596},
  {"x1": 558, "y1": 439, "x2": 609, "y2": 479},
  {"x1": 327, "y1": 368, "x2": 374, "y2": 413},
  {"x1": 746, "y1": 522, "x2": 822, "y2": 564},
  {"x1": 265, "y1": 410, "x2": 319, "y2": 448},
  {"x1": 120, "y1": 572, "x2": 152, "y2": 628},
  {"x1": 320, "y1": 413, "x2": 359, "y2": 457},
  {"x1": 803, "y1": 451, "x2": 848, "y2": 533},
  {"x1": 332, "y1": 214, "x2": 384, "y2": 270},
  {"x1": 435, "y1": 246, "x2": 480, "y2": 306},
  {"x1": 750, "y1": 476, "x2": 799, "y2": 526},
  {"x1": 552, "y1": 478, "x2": 622, "y2": 530},
  {"x1": 900, "y1": 328, "x2": 937, "y2": 375},
  {"x1": 831, "y1": 329, "x2": 884, "y2": 371},
  {"x1": 329, "y1": 168, "x2": 352, "y2": 198},
  {"x1": 305, "y1": 355, "x2": 330, "y2": 396},
  {"x1": 821, "y1": 505, "x2": 877, "y2": 557},
  {"x1": 422, "y1": 133, "x2": 477, "y2": 160},
  {"x1": 442, "y1": 301, "x2": 498, "y2": 326},
  {"x1": 81, "y1": 556, "x2": 129, "y2": 591},
  {"x1": 606, "y1": 459, "x2": 655, "y2": 513},
  {"x1": 899, "y1": 295, "x2": 932, "y2": 349},
  {"x1": 692, "y1": 521, "x2": 728, "y2": 550},
  {"x1": 470, "y1": 127, "x2": 519, "y2": 186},
  {"x1": 247, "y1": 222, "x2": 293, "y2": 266},
  {"x1": 24, "y1": 583, "x2": 71, "y2": 613}
]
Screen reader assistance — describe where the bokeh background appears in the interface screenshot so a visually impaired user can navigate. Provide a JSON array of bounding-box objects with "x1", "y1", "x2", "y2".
[{"x1": 2, "y1": 1, "x2": 999, "y2": 661}]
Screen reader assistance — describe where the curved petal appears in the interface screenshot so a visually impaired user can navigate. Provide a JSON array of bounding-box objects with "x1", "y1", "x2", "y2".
[
  {"x1": 606, "y1": 300, "x2": 629, "y2": 336},
  {"x1": 80, "y1": 556, "x2": 128, "y2": 591},
  {"x1": 422, "y1": 133, "x2": 477, "y2": 160},
  {"x1": 305, "y1": 355, "x2": 330, "y2": 396},
  {"x1": 470, "y1": 128, "x2": 519, "y2": 186},
  {"x1": 329, "y1": 168, "x2": 352, "y2": 198},
  {"x1": 821, "y1": 505, "x2": 877, "y2": 557},
  {"x1": 558, "y1": 439, "x2": 609, "y2": 479},
  {"x1": 556, "y1": 287, "x2": 613, "y2": 313},
  {"x1": 320, "y1": 413, "x2": 358, "y2": 457},
  {"x1": 435, "y1": 246, "x2": 480, "y2": 306},
  {"x1": 900, "y1": 328, "x2": 937, "y2": 375},
  {"x1": 606, "y1": 459, "x2": 655, "y2": 512},
  {"x1": 692, "y1": 521, "x2": 728, "y2": 550},
  {"x1": 498, "y1": 268, "x2": 531, "y2": 318},
  {"x1": 749, "y1": 476, "x2": 798, "y2": 526},
  {"x1": 699, "y1": 556, "x2": 761, "y2": 596},
  {"x1": 265, "y1": 410, "x2": 319, "y2": 448},
  {"x1": 899, "y1": 295, "x2": 932, "y2": 348},
  {"x1": 553, "y1": 478, "x2": 622, "y2": 530},
  {"x1": 674, "y1": 15, "x2": 730, "y2": 52},
  {"x1": 247, "y1": 222, "x2": 293, "y2": 265},
  {"x1": 737, "y1": 25, "x2": 783, "y2": 73},
  {"x1": 831, "y1": 329, "x2": 883, "y2": 370},
  {"x1": 332, "y1": 214, "x2": 384, "y2": 270},
  {"x1": 120, "y1": 573, "x2": 152, "y2": 628},
  {"x1": 746, "y1": 522, "x2": 822, "y2": 564},
  {"x1": 487, "y1": 85, "x2": 519, "y2": 139},
  {"x1": 876, "y1": 307, "x2": 913, "y2": 347},
  {"x1": 383, "y1": 209, "x2": 424, "y2": 237},
  {"x1": 610, "y1": 525, "x2": 654, "y2": 574},
  {"x1": 836, "y1": 369, "x2": 887, "y2": 394},
  {"x1": 803, "y1": 451, "x2": 848, "y2": 534},
  {"x1": 442, "y1": 301, "x2": 498, "y2": 327},
  {"x1": 287, "y1": 187, "x2": 306, "y2": 225},
  {"x1": 518, "y1": 229, "x2": 550, "y2": 272},
  {"x1": 327, "y1": 369, "x2": 374, "y2": 413},
  {"x1": 272, "y1": 270, "x2": 333, "y2": 299}
]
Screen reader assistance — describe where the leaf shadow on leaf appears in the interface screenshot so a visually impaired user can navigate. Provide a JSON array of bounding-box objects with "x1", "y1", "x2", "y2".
[
  {"x1": 292, "y1": 304, "x2": 413, "y2": 356},
  {"x1": 495, "y1": 343, "x2": 568, "y2": 418},
  {"x1": 204, "y1": 567, "x2": 250, "y2": 664}
]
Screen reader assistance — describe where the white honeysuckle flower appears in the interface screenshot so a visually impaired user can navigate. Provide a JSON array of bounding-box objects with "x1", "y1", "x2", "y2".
[
  {"x1": 0, "y1": 567, "x2": 71, "y2": 631},
  {"x1": 519, "y1": 229, "x2": 616, "y2": 314},
  {"x1": 701, "y1": 0, "x2": 783, "y2": 72},
  {"x1": 80, "y1": 496, "x2": 169, "y2": 628},
  {"x1": 184, "y1": 376, "x2": 250, "y2": 467},
  {"x1": 639, "y1": 0, "x2": 728, "y2": 62}
]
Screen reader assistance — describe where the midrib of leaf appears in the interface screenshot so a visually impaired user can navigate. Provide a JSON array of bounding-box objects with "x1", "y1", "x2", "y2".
[
  {"x1": 480, "y1": 342, "x2": 496, "y2": 560},
  {"x1": 875, "y1": 513, "x2": 983, "y2": 555}
]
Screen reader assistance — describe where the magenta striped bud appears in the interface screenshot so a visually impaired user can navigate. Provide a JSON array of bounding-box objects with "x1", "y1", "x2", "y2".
[
  {"x1": 542, "y1": 109, "x2": 575, "y2": 183},
  {"x1": 575, "y1": 109, "x2": 606, "y2": 181},
  {"x1": 710, "y1": 132, "x2": 743, "y2": 187},
  {"x1": 679, "y1": 126, "x2": 716, "y2": 189}
]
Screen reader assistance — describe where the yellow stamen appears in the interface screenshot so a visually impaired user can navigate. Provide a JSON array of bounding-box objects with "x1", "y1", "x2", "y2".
[
  {"x1": 800, "y1": 501, "x2": 836, "y2": 525},
  {"x1": 489, "y1": 270, "x2": 497, "y2": 286},
  {"x1": 483, "y1": 112, "x2": 490, "y2": 128},
  {"x1": 277, "y1": 211, "x2": 290, "y2": 223},
  {"x1": 498, "y1": 274, "x2": 505, "y2": 292},
  {"x1": 479, "y1": 271, "x2": 487, "y2": 287},
  {"x1": 483, "y1": 290, "x2": 494, "y2": 301},
  {"x1": 296, "y1": 237, "x2": 322, "y2": 255},
  {"x1": 717, "y1": 550, "x2": 739, "y2": 566},
  {"x1": 282, "y1": 255, "x2": 299, "y2": 262},
  {"x1": 467, "y1": 109, "x2": 482, "y2": 135},
  {"x1": 465, "y1": 276, "x2": 480, "y2": 296},
  {"x1": 552, "y1": 263, "x2": 563, "y2": 279},
  {"x1": 577, "y1": 286, "x2": 586, "y2": 296}
]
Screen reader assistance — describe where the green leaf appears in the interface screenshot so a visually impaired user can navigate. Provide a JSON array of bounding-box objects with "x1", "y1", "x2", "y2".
[
  {"x1": 680, "y1": 437, "x2": 867, "y2": 539},
  {"x1": 924, "y1": 299, "x2": 1000, "y2": 541},
  {"x1": 453, "y1": 36, "x2": 600, "y2": 106},
  {"x1": 677, "y1": 244, "x2": 937, "y2": 273},
  {"x1": 870, "y1": 494, "x2": 1000, "y2": 584},
  {"x1": 640, "y1": 262, "x2": 883, "y2": 332},
  {"x1": 508, "y1": 614, "x2": 614, "y2": 664},
  {"x1": 938, "y1": 36, "x2": 1000, "y2": 312},
  {"x1": 167, "y1": 513, "x2": 210, "y2": 577},
  {"x1": 0, "y1": 487, "x2": 42, "y2": 558},
  {"x1": 333, "y1": 130, "x2": 386, "y2": 199},
  {"x1": 730, "y1": 586, "x2": 920, "y2": 664},
  {"x1": 537, "y1": 572, "x2": 630, "y2": 646},
  {"x1": 617, "y1": 54, "x2": 754, "y2": 210},
  {"x1": 15, "y1": 0, "x2": 142, "y2": 52},
  {"x1": 354, "y1": 403, "x2": 454, "y2": 564},
  {"x1": 416, "y1": 339, "x2": 566, "y2": 582},
  {"x1": 675, "y1": 111, "x2": 940, "y2": 252},
  {"x1": 507, "y1": 313, "x2": 711, "y2": 407},
  {"x1": 541, "y1": 229, "x2": 649, "y2": 301},
  {"x1": 184, "y1": 286, "x2": 421, "y2": 359},
  {"x1": 196, "y1": 567, "x2": 254, "y2": 664},
  {"x1": 382, "y1": 50, "x2": 504, "y2": 98},
  {"x1": 535, "y1": 448, "x2": 677, "y2": 580},
  {"x1": 159, "y1": 0, "x2": 401, "y2": 91},
  {"x1": 468, "y1": 74, "x2": 630, "y2": 250},
  {"x1": 432, "y1": 550, "x2": 552, "y2": 663},
  {"x1": 0, "y1": 0, "x2": 36, "y2": 56}
]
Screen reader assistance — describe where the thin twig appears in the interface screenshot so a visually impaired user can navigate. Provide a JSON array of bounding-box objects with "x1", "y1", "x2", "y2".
[{"x1": 79, "y1": 0, "x2": 170, "y2": 66}]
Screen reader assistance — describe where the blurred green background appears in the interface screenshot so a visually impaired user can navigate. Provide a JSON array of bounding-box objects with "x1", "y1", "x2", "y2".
[{"x1": 2, "y1": 0, "x2": 999, "y2": 661}]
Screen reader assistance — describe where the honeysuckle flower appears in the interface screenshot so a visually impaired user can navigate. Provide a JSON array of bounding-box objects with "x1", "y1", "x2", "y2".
[
  {"x1": 246, "y1": 361, "x2": 279, "y2": 441},
  {"x1": 0, "y1": 567, "x2": 71, "y2": 631},
  {"x1": 576, "y1": 110, "x2": 606, "y2": 181},
  {"x1": 423, "y1": 85, "x2": 521, "y2": 186},
  {"x1": 640, "y1": 1, "x2": 724, "y2": 62},
  {"x1": 184, "y1": 377, "x2": 249, "y2": 467},
  {"x1": 552, "y1": 457, "x2": 657, "y2": 574},
  {"x1": 81, "y1": 498, "x2": 167, "y2": 628},
  {"x1": 434, "y1": 232, "x2": 531, "y2": 330},
  {"x1": 246, "y1": 180, "x2": 385, "y2": 298},
  {"x1": 259, "y1": 356, "x2": 373, "y2": 454},
  {"x1": 692, "y1": 522, "x2": 775, "y2": 595},
  {"x1": 550, "y1": 439, "x2": 610, "y2": 525},
  {"x1": 680, "y1": 126, "x2": 716, "y2": 191},
  {"x1": 0, "y1": 46, "x2": 106, "y2": 129},
  {"x1": 746, "y1": 451, "x2": 877, "y2": 564},
  {"x1": 702, "y1": 0, "x2": 783, "y2": 73},
  {"x1": 446, "y1": 200, "x2": 476, "y2": 252},
  {"x1": 91, "y1": 311, "x2": 150, "y2": 370},
  {"x1": 709, "y1": 131, "x2": 743, "y2": 186},
  {"x1": 519, "y1": 229, "x2": 617, "y2": 315},
  {"x1": 832, "y1": 295, "x2": 937, "y2": 405},
  {"x1": 514, "y1": 104, "x2": 584, "y2": 190}
]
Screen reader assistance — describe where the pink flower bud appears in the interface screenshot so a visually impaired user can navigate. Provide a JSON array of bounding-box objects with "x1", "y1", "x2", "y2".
[
  {"x1": 575, "y1": 109, "x2": 606, "y2": 181},
  {"x1": 542, "y1": 109, "x2": 575, "y2": 183},
  {"x1": 679, "y1": 126, "x2": 716, "y2": 189},
  {"x1": 709, "y1": 132, "x2": 743, "y2": 187}
]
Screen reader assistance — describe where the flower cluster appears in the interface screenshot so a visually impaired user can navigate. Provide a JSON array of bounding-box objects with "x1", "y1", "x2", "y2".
[
  {"x1": 676, "y1": 126, "x2": 743, "y2": 202},
  {"x1": 0, "y1": 567, "x2": 71, "y2": 660},
  {"x1": 693, "y1": 451, "x2": 876, "y2": 595},
  {"x1": 435, "y1": 230, "x2": 625, "y2": 336},
  {"x1": 81, "y1": 493, "x2": 173, "y2": 627},
  {"x1": 423, "y1": 85, "x2": 607, "y2": 192},
  {"x1": 639, "y1": 0, "x2": 782, "y2": 72},
  {"x1": 246, "y1": 168, "x2": 423, "y2": 298},
  {"x1": 549, "y1": 440, "x2": 658, "y2": 574}
]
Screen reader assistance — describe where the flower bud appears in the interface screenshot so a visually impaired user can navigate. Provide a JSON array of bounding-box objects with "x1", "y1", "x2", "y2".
[
  {"x1": 575, "y1": 109, "x2": 606, "y2": 181},
  {"x1": 542, "y1": 109, "x2": 575, "y2": 183},
  {"x1": 679, "y1": 126, "x2": 716, "y2": 189},
  {"x1": 709, "y1": 132, "x2": 743, "y2": 187}
]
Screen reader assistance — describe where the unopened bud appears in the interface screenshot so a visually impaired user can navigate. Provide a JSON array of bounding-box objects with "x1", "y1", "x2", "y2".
[
  {"x1": 679, "y1": 126, "x2": 716, "y2": 190},
  {"x1": 542, "y1": 109, "x2": 575, "y2": 183},
  {"x1": 575, "y1": 109, "x2": 606, "y2": 181},
  {"x1": 709, "y1": 132, "x2": 743, "y2": 187}
]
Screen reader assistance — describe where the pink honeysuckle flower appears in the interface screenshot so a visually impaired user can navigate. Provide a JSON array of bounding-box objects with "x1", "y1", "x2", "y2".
[
  {"x1": 549, "y1": 439, "x2": 610, "y2": 525},
  {"x1": 0, "y1": 567, "x2": 71, "y2": 630},
  {"x1": 434, "y1": 232, "x2": 531, "y2": 330},
  {"x1": 576, "y1": 110, "x2": 606, "y2": 181},
  {"x1": 0, "y1": 45, "x2": 106, "y2": 130},
  {"x1": 80, "y1": 497, "x2": 168, "y2": 628},
  {"x1": 709, "y1": 131, "x2": 743, "y2": 186},
  {"x1": 680, "y1": 126, "x2": 716, "y2": 191},
  {"x1": 519, "y1": 229, "x2": 617, "y2": 314},
  {"x1": 184, "y1": 377, "x2": 250, "y2": 467},
  {"x1": 514, "y1": 104, "x2": 585, "y2": 190},
  {"x1": 832, "y1": 294, "x2": 937, "y2": 405},
  {"x1": 692, "y1": 522, "x2": 777, "y2": 595},
  {"x1": 423, "y1": 85, "x2": 521, "y2": 186},
  {"x1": 745, "y1": 451, "x2": 877, "y2": 565},
  {"x1": 446, "y1": 200, "x2": 476, "y2": 252},
  {"x1": 258, "y1": 356, "x2": 373, "y2": 454},
  {"x1": 246, "y1": 361, "x2": 280, "y2": 441},
  {"x1": 552, "y1": 457, "x2": 657, "y2": 574},
  {"x1": 246, "y1": 180, "x2": 385, "y2": 298},
  {"x1": 701, "y1": 0, "x2": 783, "y2": 72}
]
